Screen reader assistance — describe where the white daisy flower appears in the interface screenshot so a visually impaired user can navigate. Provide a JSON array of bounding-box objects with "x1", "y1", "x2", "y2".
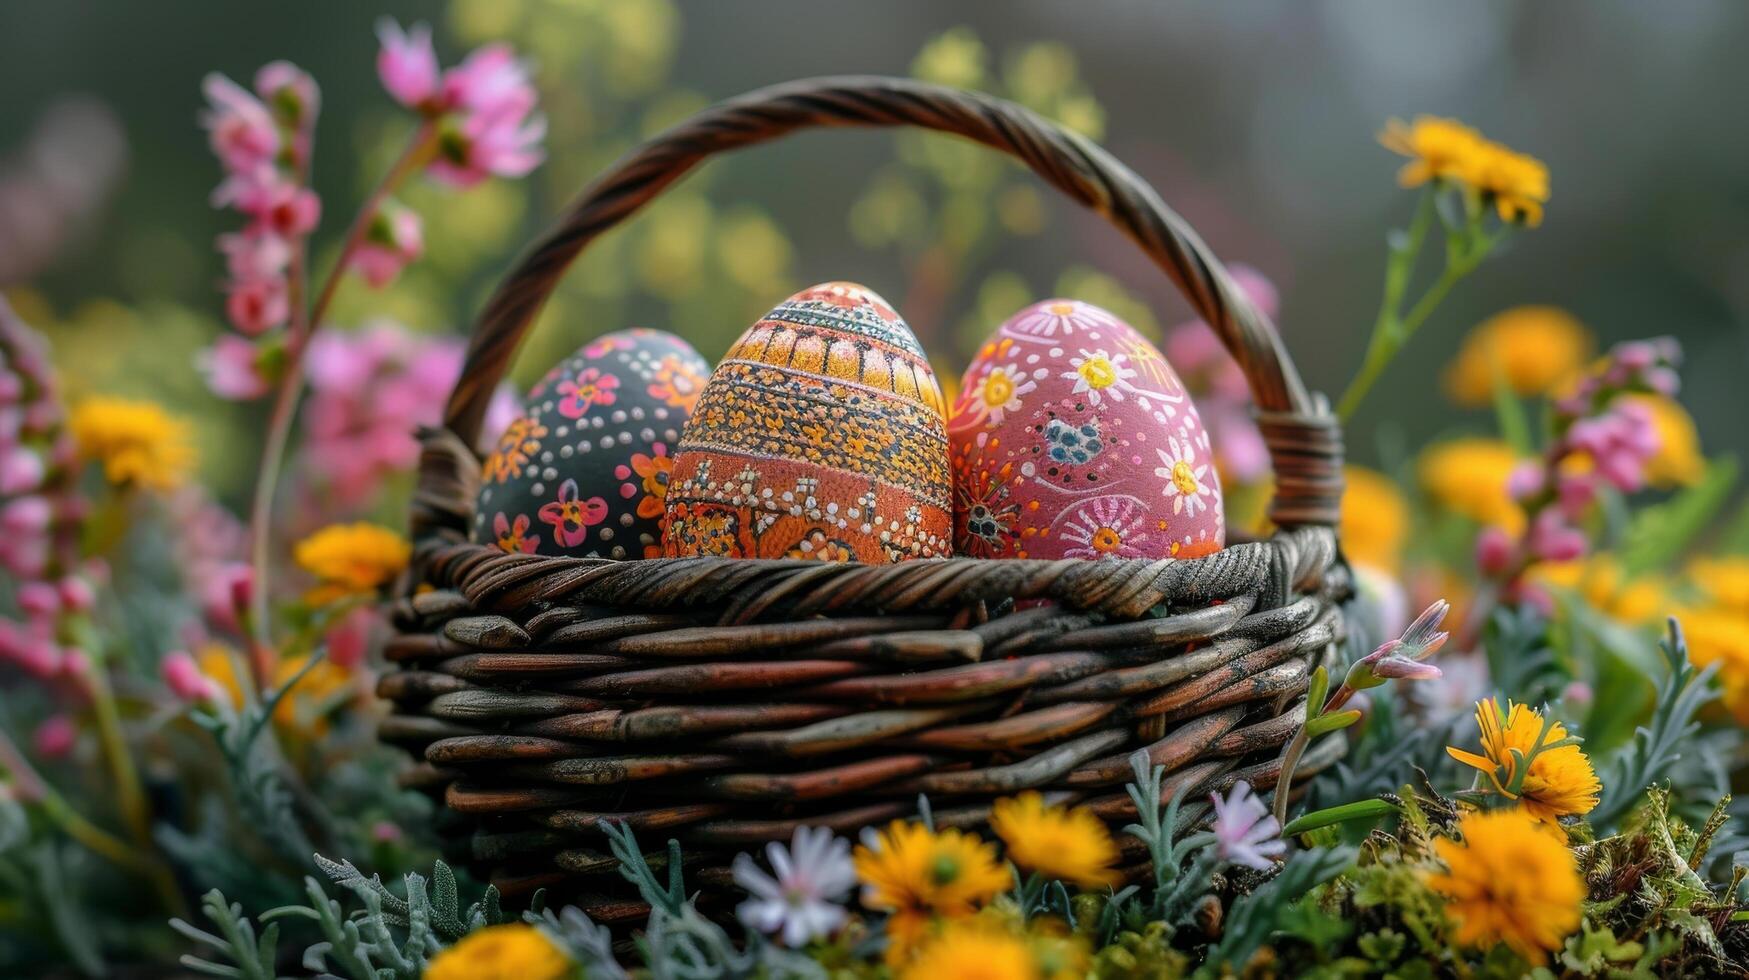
[
  {"x1": 1062, "y1": 348, "x2": 1138, "y2": 406},
  {"x1": 968, "y1": 362, "x2": 1036, "y2": 425},
  {"x1": 1155, "y1": 436, "x2": 1213, "y2": 516},
  {"x1": 732, "y1": 825, "x2": 856, "y2": 947}
]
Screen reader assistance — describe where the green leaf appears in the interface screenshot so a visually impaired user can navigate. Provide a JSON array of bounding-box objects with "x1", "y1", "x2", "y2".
[
  {"x1": 1619, "y1": 455, "x2": 1739, "y2": 575},
  {"x1": 1281, "y1": 798, "x2": 1401, "y2": 837},
  {"x1": 1305, "y1": 708, "x2": 1363, "y2": 738},
  {"x1": 1306, "y1": 665, "x2": 1330, "y2": 719}
]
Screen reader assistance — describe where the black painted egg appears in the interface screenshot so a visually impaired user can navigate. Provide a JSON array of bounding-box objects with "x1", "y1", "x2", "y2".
[{"x1": 471, "y1": 329, "x2": 710, "y2": 559}]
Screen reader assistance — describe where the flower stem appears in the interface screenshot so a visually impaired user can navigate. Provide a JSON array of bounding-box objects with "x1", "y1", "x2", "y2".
[
  {"x1": 245, "y1": 121, "x2": 437, "y2": 658},
  {"x1": 1271, "y1": 684, "x2": 1356, "y2": 827}
]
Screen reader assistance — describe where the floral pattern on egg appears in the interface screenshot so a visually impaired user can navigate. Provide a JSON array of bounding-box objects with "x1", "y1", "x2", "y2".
[
  {"x1": 471, "y1": 328, "x2": 710, "y2": 560},
  {"x1": 949, "y1": 299, "x2": 1224, "y2": 561}
]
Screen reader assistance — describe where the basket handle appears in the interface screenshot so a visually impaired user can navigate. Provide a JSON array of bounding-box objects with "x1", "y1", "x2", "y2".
[{"x1": 437, "y1": 75, "x2": 1342, "y2": 529}]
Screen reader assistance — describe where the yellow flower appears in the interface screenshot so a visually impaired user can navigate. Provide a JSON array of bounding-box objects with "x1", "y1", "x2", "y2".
[
  {"x1": 1447, "y1": 699, "x2": 1599, "y2": 824},
  {"x1": 197, "y1": 645, "x2": 356, "y2": 734},
  {"x1": 293, "y1": 522, "x2": 411, "y2": 602},
  {"x1": 69, "y1": 396, "x2": 196, "y2": 490},
  {"x1": 900, "y1": 922, "x2": 1037, "y2": 980},
  {"x1": 1528, "y1": 555, "x2": 1667, "y2": 626},
  {"x1": 1425, "y1": 808, "x2": 1584, "y2": 964},
  {"x1": 1379, "y1": 116, "x2": 1486, "y2": 188},
  {"x1": 1341, "y1": 466, "x2": 1409, "y2": 573},
  {"x1": 422, "y1": 923, "x2": 572, "y2": 980},
  {"x1": 1688, "y1": 557, "x2": 1749, "y2": 615},
  {"x1": 1673, "y1": 607, "x2": 1749, "y2": 724},
  {"x1": 1443, "y1": 307, "x2": 1593, "y2": 407},
  {"x1": 855, "y1": 820, "x2": 1009, "y2": 964},
  {"x1": 1459, "y1": 142, "x2": 1551, "y2": 226},
  {"x1": 1626, "y1": 393, "x2": 1704, "y2": 489},
  {"x1": 1417, "y1": 438, "x2": 1524, "y2": 532},
  {"x1": 989, "y1": 792, "x2": 1119, "y2": 889}
]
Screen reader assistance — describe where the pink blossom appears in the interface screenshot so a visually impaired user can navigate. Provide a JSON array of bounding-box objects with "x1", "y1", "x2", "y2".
[
  {"x1": 1, "y1": 495, "x2": 51, "y2": 535},
  {"x1": 441, "y1": 44, "x2": 537, "y2": 120},
  {"x1": 324, "y1": 606, "x2": 378, "y2": 670},
  {"x1": 200, "y1": 334, "x2": 273, "y2": 400},
  {"x1": 161, "y1": 650, "x2": 222, "y2": 703},
  {"x1": 1345, "y1": 599, "x2": 1450, "y2": 691},
  {"x1": 0, "y1": 621, "x2": 62, "y2": 679},
  {"x1": 1527, "y1": 509, "x2": 1587, "y2": 563},
  {"x1": 213, "y1": 171, "x2": 320, "y2": 237},
  {"x1": 200, "y1": 561, "x2": 254, "y2": 633},
  {"x1": 371, "y1": 820, "x2": 404, "y2": 843},
  {"x1": 347, "y1": 202, "x2": 423, "y2": 288},
  {"x1": 16, "y1": 581, "x2": 59, "y2": 617},
  {"x1": 200, "y1": 73, "x2": 279, "y2": 172},
  {"x1": 218, "y1": 229, "x2": 291, "y2": 281},
  {"x1": 1209, "y1": 781, "x2": 1285, "y2": 871},
  {"x1": 32, "y1": 715, "x2": 76, "y2": 759},
  {"x1": 224, "y1": 277, "x2": 289, "y2": 335},
  {"x1": 57, "y1": 574, "x2": 95, "y2": 614},
  {"x1": 254, "y1": 61, "x2": 320, "y2": 129},
  {"x1": 376, "y1": 19, "x2": 442, "y2": 110},
  {"x1": 0, "y1": 446, "x2": 43, "y2": 494},
  {"x1": 1567, "y1": 401, "x2": 1659, "y2": 493},
  {"x1": 1474, "y1": 526, "x2": 1514, "y2": 575},
  {"x1": 428, "y1": 106, "x2": 546, "y2": 188}
]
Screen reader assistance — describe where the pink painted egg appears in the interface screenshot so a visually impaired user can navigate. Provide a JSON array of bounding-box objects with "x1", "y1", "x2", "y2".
[{"x1": 948, "y1": 299, "x2": 1224, "y2": 561}]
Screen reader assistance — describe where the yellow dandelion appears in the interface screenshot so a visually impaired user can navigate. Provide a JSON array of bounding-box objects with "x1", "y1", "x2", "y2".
[
  {"x1": 1447, "y1": 699, "x2": 1600, "y2": 824},
  {"x1": 1379, "y1": 116, "x2": 1486, "y2": 188},
  {"x1": 68, "y1": 396, "x2": 197, "y2": 491},
  {"x1": 855, "y1": 820, "x2": 1009, "y2": 964},
  {"x1": 1417, "y1": 438, "x2": 1524, "y2": 533},
  {"x1": 293, "y1": 522, "x2": 411, "y2": 603},
  {"x1": 1673, "y1": 607, "x2": 1749, "y2": 724},
  {"x1": 900, "y1": 921, "x2": 1037, "y2": 980},
  {"x1": 1425, "y1": 808, "x2": 1584, "y2": 964},
  {"x1": 989, "y1": 792, "x2": 1120, "y2": 889},
  {"x1": 1443, "y1": 306, "x2": 1593, "y2": 407},
  {"x1": 1626, "y1": 393, "x2": 1704, "y2": 489},
  {"x1": 422, "y1": 923, "x2": 573, "y2": 980},
  {"x1": 1341, "y1": 466, "x2": 1409, "y2": 573},
  {"x1": 1459, "y1": 142, "x2": 1551, "y2": 226}
]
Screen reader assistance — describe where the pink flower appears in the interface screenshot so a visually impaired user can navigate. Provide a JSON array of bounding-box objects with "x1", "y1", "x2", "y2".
[
  {"x1": 1209, "y1": 781, "x2": 1285, "y2": 871},
  {"x1": 1567, "y1": 401, "x2": 1659, "y2": 493},
  {"x1": 1474, "y1": 525, "x2": 1514, "y2": 576},
  {"x1": 539, "y1": 478, "x2": 608, "y2": 548},
  {"x1": 254, "y1": 61, "x2": 320, "y2": 130},
  {"x1": 1345, "y1": 599, "x2": 1449, "y2": 690},
  {"x1": 161, "y1": 650, "x2": 222, "y2": 704},
  {"x1": 376, "y1": 19, "x2": 442, "y2": 110},
  {"x1": 325, "y1": 606, "x2": 378, "y2": 671},
  {"x1": 16, "y1": 581, "x2": 59, "y2": 617},
  {"x1": 57, "y1": 574, "x2": 95, "y2": 614},
  {"x1": 218, "y1": 229, "x2": 292, "y2": 281},
  {"x1": 0, "y1": 445, "x2": 43, "y2": 494},
  {"x1": 224, "y1": 277, "x2": 289, "y2": 336},
  {"x1": 428, "y1": 106, "x2": 546, "y2": 188},
  {"x1": 492, "y1": 512, "x2": 540, "y2": 554},
  {"x1": 199, "y1": 561, "x2": 253, "y2": 633},
  {"x1": 0, "y1": 621, "x2": 62, "y2": 679},
  {"x1": 200, "y1": 73, "x2": 279, "y2": 172},
  {"x1": 441, "y1": 44, "x2": 537, "y2": 120},
  {"x1": 200, "y1": 334, "x2": 274, "y2": 400},
  {"x1": 32, "y1": 715, "x2": 76, "y2": 759},
  {"x1": 1527, "y1": 508, "x2": 1587, "y2": 563},
  {"x1": 213, "y1": 172, "x2": 320, "y2": 238},
  {"x1": 0, "y1": 495, "x2": 51, "y2": 535},
  {"x1": 347, "y1": 202, "x2": 423, "y2": 287},
  {"x1": 555, "y1": 368, "x2": 620, "y2": 418}
]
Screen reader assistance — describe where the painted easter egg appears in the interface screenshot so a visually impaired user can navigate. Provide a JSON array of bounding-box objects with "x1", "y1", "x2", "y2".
[
  {"x1": 663, "y1": 282, "x2": 952, "y2": 562},
  {"x1": 948, "y1": 299, "x2": 1224, "y2": 561},
  {"x1": 471, "y1": 328, "x2": 710, "y2": 560}
]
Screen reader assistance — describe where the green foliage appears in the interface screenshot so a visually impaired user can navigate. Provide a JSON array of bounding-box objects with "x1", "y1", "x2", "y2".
[
  {"x1": 1593, "y1": 621, "x2": 1719, "y2": 829},
  {"x1": 1120, "y1": 750, "x2": 1218, "y2": 929},
  {"x1": 1198, "y1": 846, "x2": 1356, "y2": 976},
  {"x1": 1618, "y1": 456, "x2": 1739, "y2": 575}
]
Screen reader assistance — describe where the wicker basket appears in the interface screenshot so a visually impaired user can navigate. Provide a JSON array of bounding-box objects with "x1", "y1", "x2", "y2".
[{"x1": 381, "y1": 75, "x2": 1350, "y2": 918}]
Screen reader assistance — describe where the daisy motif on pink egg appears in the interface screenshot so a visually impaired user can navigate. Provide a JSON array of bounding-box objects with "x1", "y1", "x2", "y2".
[
  {"x1": 1057, "y1": 496, "x2": 1151, "y2": 560},
  {"x1": 1155, "y1": 434, "x2": 1215, "y2": 517},
  {"x1": 1009, "y1": 298, "x2": 1120, "y2": 339},
  {"x1": 1062, "y1": 348, "x2": 1139, "y2": 406},
  {"x1": 966, "y1": 362, "x2": 1037, "y2": 426},
  {"x1": 538, "y1": 478, "x2": 609, "y2": 548},
  {"x1": 555, "y1": 367, "x2": 619, "y2": 419}
]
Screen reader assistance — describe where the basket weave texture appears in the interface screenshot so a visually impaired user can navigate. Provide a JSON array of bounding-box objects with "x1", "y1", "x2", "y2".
[{"x1": 381, "y1": 76, "x2": 1351, "y2": 913}]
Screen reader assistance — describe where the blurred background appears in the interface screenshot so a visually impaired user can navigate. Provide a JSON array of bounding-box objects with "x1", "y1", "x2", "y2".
[{"x1": 3, "y1": 0, "x2": 1746, "y2": 518}]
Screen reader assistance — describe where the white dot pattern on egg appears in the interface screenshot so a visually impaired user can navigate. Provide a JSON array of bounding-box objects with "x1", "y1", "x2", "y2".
[{"x1": 948, "y1": 299, "x2": 1225, "y2": 561}]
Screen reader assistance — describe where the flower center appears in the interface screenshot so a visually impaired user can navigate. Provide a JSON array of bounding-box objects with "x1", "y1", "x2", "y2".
[
  {"x1": 1049, "y1": 302, "x2": 1076, "y2": 316},
  {"x1": 1078, "y1": 356, "x2": 1117, "y2": 389},
  {"x1": 1091, "y1": 527, "x2": 1122, "y2": 553},
  {"x1": 982, "y1": 372, "x2": 1014, "y2": 406},
  {"x1": 1172, "y1": 460, "x2": 1199, "y2": 495},
  {"x1": 929, "y1": 854, "x2": 960, "y2": 886}
]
